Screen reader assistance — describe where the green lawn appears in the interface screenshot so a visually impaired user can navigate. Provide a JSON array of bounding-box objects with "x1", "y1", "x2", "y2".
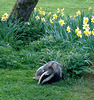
[
  {"x1": 0, "y1": 69, "x2": 94, "y2": 100},
  {"x1": 0, "y1": 0, "x2": 94, "y2": 15}
]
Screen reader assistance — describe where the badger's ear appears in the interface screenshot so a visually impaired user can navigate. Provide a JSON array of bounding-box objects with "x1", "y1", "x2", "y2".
[{"x1": 38, "y1": 71, "x2": 54, "y2": 85}]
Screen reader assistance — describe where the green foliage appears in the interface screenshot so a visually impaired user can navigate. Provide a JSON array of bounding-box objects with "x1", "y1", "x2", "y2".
[
  {"x1": 0, "y1": 6, "x2": 94, "y2": 78},
  {"x1": 0, "y1": 44, "x2": 40, "y2": 69},
  {"x1": 0, "y1": 18, "x2": 45, "y2": 50},
  {"x1": 63, "y1": 52, "x2": 91, "y2": 78},
  {"x1": 0, "y1": 38, "x2": 93, "y2": 78}
]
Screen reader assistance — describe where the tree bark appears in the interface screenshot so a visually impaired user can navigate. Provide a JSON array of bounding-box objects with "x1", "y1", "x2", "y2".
[{"x1": 7, "y1": 0, "x2": 38, "y2": 22}]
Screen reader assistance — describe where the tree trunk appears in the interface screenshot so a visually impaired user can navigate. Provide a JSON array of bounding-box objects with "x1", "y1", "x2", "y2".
[{"x1": 7, "y1": 0, "x2": 38, "y2": 22}]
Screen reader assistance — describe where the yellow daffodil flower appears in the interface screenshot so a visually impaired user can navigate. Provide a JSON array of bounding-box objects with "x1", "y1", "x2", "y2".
[
  {"x1": 76, "y1": 10, "x2": 81, "y2": 16},
  {"x1": 70, "y1": 16, "x2": 72, "y2": 18},
  {"x1": 61, "y1": 8, "x2": 64, "y2": 12},
  {"x1": 77, "y1": 30, "x2": 82, "y2": 38},
  {"x1": 48, "y1": 12, "x2": 51, "y2": 15},
  {"x1": 66, "y1": 26, "x2": 71, "y2": 33},
  {"x1": 59, "y1": 19, "x2": 65, "y2": 26},
  {"x1": 41, "y1": 17, "x2": 45, "y2": 22},
  {"x1": 74, "y1": 15, "x2": 76, "y2": 18},
  {"x1": 40, "y1": 11, "x2": 45, "y2": 15},
  {"x1": 50, "y1": 19, "x2": 54, "y2": 23},
  {"x1": 34, "y1": 8, "x2": 36, "y2": 11},
  {"x1": 61, "y1": 13, "x2": 64, "y2": 17},
  {"x1": 1, "y1": 17, "x2": 6, "y2": 21},
  {"x1": 83, "y1": 17, "x2": 89, "y2": 24},
  {"x1": 83, "y1": 24, "x2": 90, "y2": 30},
  {"x1": 3, "y1": 13, "x2": 8, "y2": 18},
  {"x1": 75, "y1": 27, "x2": 80, "y2": 33},
  {"x1": 35, "y1": 15, "x2": 40, "y2": 20},
  {"x1": 88, "y1": 7, "x2": 92, "y2": 10},
  {"x1": 27, "y1": 22, "x2": 30, "y2": 25},
  {"x1": 91, "y1": 29, "x2": 94, "y2": 35},
  {"x1": 39, "y1": 7, "x2": 42, "y2": 11},
  {"x1": 84, "y1": 29, "x2": 91, "y2": 36},
  {"x1": 53, "y1": 14, "x2": 57, "y2": 19},
  {"x1": 91, "y1": 16, "x2": 94, "y2": 23},
  {"x1": 57, "y1": 8, "x2": 60, "y2": 13}
]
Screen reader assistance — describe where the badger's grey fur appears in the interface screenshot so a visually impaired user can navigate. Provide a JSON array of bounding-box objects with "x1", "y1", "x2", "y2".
[{"x1": 33, "y1": 61, "x2": 63, "y2": 85}]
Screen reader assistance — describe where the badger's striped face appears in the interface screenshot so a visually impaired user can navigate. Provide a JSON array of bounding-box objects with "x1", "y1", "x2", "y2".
[{"x1": 38, "y1": 71, "x2": 54, "y2": 84}]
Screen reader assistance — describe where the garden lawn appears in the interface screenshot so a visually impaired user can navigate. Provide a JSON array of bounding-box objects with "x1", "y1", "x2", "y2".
[
  {"x1": 0, "y1": 0, "x2": 94, "y2": 15},
  {"x1": 0, "y1": 69, "x2": 94, "y2": 100}
]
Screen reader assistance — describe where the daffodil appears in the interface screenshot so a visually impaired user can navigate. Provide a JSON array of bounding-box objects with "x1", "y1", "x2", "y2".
[
  {"x1": 40, "y1": 11, "x2": 45, "y2": 15},
  {"x1": 34, "y1": 8, "x2": 36, "y2": 11},
  {"x1": 83, "y1": 24, "x2": 90, "y2": 30},
  {"x1": 1, "y1": 17, "x2": 6, "y2": 21},
  {"x1": 57, "y1": 8, "x2": 60, "y2": 13},
  {"x1": 50, "y1": 19, "x2": 54, "y2": 23},
  {"x1": 61, "y1": 8, "x2": 64, "y2": 12},
  {"x1": 76, "y1": 10, "x2": 81, "y2": 16},
  {"x1": 48, "y1": 12, "x2": 51, "y2": 15},
  {"x1": 84, "y1": 29, "x2": 91, "y2": 36},
  {"x1": 91, "y1": 29, "x2": 94, "y2": 35},
  {"x1": 88, "y1": 7, "x2": 92, "y2": 10},
  {"x1": 75, "y1": 27, "x2": 80, "y2": 33},
  {"x1": 3, "y1": 13, "x2": 8, "y2": 18},
  {"x1": 77, "y1": 30, "x2": 82, "y2": 38},
  {"x1": 66, "y1": 26, "x2": 71, "y2": 33},
  {"x1": 53, "y1": 14, "x2": 57, "y2": 19},
  {"x1": 61, "y1": 13, "x2": 64, "y2": 17},
  {"x1": 70, "y1": 16, "x2": 72, "y2": 19},
  {"x1": 41, "y1": 17, "x2": 45, "y2": 22},
  {"x1": 59, "y1": 19, "x2": 65, "y2": 26},
  {"x1": 35, "y1": 15, "x2": 40, "y2": 20},
  {"x1": 27, "y1": 22, "x2": 30, "y2": 25},
  {"x1": 39, "y1": 7, "x2": 42, "y2": 11},
  {"x1": 83, "y1": 17, "x2": 89, "y2": 24},
  {"x1": 74, "y1": 15, "x2": 76, "y2": 18},
  {"x1": 91, "y1": 16, "x2": 94, "y2": 23},
  {"x1": 25, "y1": 22, "x2": 30, "y2": 25}
]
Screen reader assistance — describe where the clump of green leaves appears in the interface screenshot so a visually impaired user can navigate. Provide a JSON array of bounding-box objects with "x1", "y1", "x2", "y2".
[
  {"x1": 0, "y1": 8, "x2": 94, "y2": 78},
  {"x1": 0, "y1": 38, "x2": 93, "y2": 78},
  {"x1": 0, "y1": 18, "x2": 45, "y2": 50}
]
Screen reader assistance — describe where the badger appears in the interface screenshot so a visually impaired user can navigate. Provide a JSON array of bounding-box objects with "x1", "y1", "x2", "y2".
[{"x1": 33, "y1": 61, "x2": 63, "y2": 85}]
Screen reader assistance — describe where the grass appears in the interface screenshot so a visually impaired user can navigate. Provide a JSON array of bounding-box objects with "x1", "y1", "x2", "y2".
[
  {"x1": 0, "y1": 0, "x2": 94, "y2": 15},
  {"x1": 0, "y1": 0, "x2": 94, "y2": 100},
  {"x1": 0, "y1": 69, "x2": 94, "y2": 100}
]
